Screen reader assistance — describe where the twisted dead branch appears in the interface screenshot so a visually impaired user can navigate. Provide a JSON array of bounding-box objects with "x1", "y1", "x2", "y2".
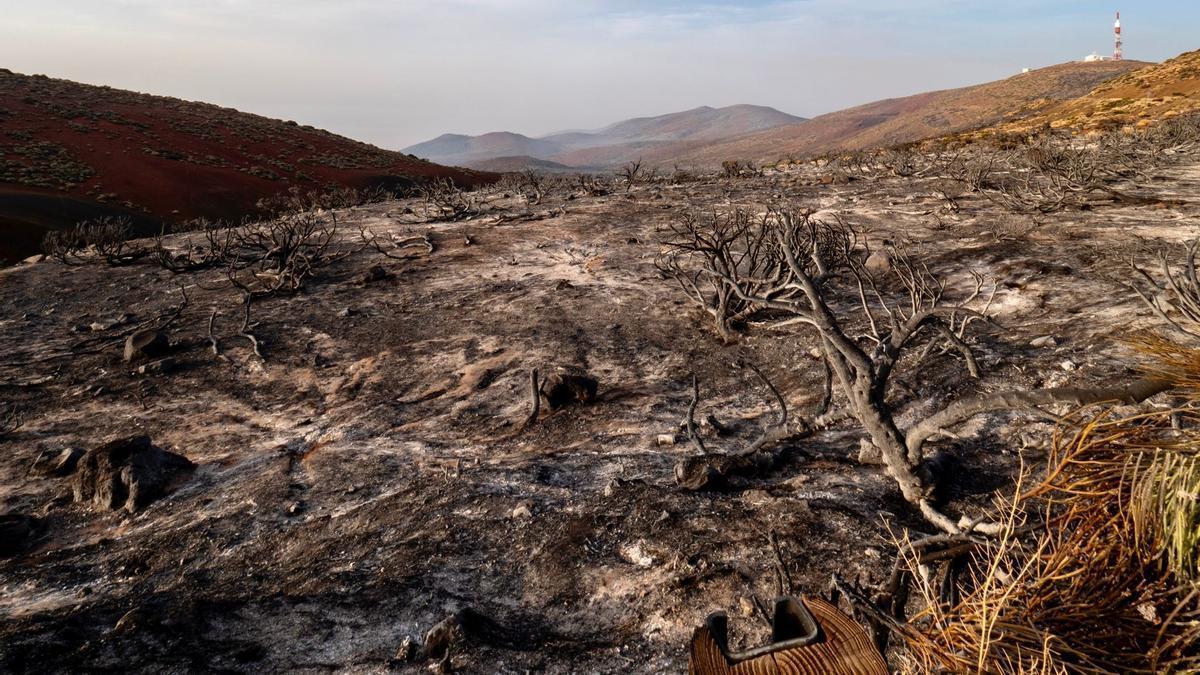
[
  {"x1": 1130, "y1": 238, "x2": 1200, "y2": 344},
  {"x1": 206, "y1": 308, "x2": 220, "y2": 356},
  {"x1": 663, "y1": 208, "x2": 1177, "y2": 533},
  {"x1": 360, "y1": 226, "x2": 434, "y2": 259},
  {"x1": 674, "y1": 365, "x2": 796, "y2": 491},
  {"x1": 237, "y1": 293, "x2": 263, "y2": 359},
  {"x1": 224, "y1": 209, "x2": 351, "y2": 297},
  {"x1": 657, "y1": 209, "x2": 785, "y2": 343},
  {"x1": 418, "y1": 178, "x2": 481, "y2": 221},
  {"x1": 43, "y1": 217, "x2": 150, "y2": 266},
  {"x1": 154, "y1": 220, "x2": 237, "y2": 274}
]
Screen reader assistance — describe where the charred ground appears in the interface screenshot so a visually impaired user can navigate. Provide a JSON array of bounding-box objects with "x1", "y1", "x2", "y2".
[{"x1": 1, "y1": 132, "x2": 1198, "y2": 672}]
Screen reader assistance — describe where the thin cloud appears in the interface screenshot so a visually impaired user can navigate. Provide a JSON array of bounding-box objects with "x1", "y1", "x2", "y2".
[{"x1": 0, "y1": 1, "x2": 1195, "y2": 148}]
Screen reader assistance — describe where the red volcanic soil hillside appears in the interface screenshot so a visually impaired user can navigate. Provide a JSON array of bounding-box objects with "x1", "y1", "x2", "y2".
[{"x1": 0, "y1": 69, "x2": 493, "y2": 262}]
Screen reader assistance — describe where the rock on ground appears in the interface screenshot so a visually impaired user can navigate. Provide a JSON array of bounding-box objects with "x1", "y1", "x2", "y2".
[{"x1": 71, "y1": 435, "x2": 194, "y2": 513}]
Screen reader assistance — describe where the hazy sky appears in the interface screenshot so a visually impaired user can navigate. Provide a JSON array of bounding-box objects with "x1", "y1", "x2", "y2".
[{"x1": 2, "y1": 1, "x2": 1197, "y2": 149}]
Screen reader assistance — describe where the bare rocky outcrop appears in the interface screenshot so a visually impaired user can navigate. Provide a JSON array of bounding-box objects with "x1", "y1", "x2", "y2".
[{"x1": 71, "y1": 435, "x2": 194, "y2": 513}]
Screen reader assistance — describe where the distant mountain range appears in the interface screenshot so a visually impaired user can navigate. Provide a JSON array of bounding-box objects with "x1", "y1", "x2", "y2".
[
  {"x1": 0, "y1": 69, "x2": 491, "y2": 263},
  {"x1": 403, "y1": 104, "x2": 806, "y2": 170},
  {"x1": 407, "y1": 59, "x2": 1149, "y2": 172}
]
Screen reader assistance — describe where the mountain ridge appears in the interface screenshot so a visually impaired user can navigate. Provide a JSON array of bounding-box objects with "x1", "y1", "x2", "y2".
[
  {"x1": 407, "y1": 59, "x2": 1149, "y2": 172},
  {"x1": 659, "y1": 59, "x2": 1151, "y2": 167},
  {"x1": 402, "y1": 104, "x2": 805, "y2": 169}
]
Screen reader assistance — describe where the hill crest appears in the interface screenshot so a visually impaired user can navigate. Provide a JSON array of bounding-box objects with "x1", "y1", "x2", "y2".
[
  {"x1": 0, "y1": 69, "x2": 492, "y2": 262},
  {"x1": 661, "y1": 59, "x2": 1149, "y2": 167}
]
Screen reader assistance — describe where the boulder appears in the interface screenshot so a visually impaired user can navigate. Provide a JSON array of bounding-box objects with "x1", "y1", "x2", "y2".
[
  {"x1": 31, "y1": 446, "x2": 84, "y2": 476},
  {"x1": 124, "y1": 330, "x2": 169, "y2": 363},
  {"x1": 0, "y1": 514, "x2": 40, "y2": 556},
  {"x1": 864, "y1": 249, "x2": 892, "y2": 276},
  {"x1": 72, "y1": 435, "x2": 194, "y2": 512},
  {"x1": 539, "y1": 366, "x2": 598, "y2": 410},
  {"x1": 359, "y1": 265, "x2": 390, "y2": 284}
]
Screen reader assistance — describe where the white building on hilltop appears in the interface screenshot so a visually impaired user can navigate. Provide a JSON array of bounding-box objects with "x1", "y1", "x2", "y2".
[{"x1": 1081, "y1": 12, "x2": 1123, "y2": 62}]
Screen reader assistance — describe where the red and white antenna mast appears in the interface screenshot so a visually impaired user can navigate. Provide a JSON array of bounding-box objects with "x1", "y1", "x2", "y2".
[{"x1": 1113, "y1": 11, "x2": 1123, "y2": 61}]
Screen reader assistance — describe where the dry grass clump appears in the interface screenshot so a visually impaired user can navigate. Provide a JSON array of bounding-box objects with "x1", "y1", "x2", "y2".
[{"x1": 896, "y1": 346, "x2": 1200, "y2": 673}]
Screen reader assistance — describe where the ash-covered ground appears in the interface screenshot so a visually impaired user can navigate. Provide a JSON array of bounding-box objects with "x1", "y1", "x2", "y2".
[{"x1": 1, "y1": 157, "x2": 1198, "y2": 673}]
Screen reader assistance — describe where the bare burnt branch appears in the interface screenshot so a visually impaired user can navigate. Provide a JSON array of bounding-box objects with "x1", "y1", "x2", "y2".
[
  {"x1": 237, "y1": 292, "x2": 263, "y2": 359},
  {"x1": 359, "y1": 226, "x2": 434, "y2": 260},
  {"x1": 674, "y1": 365, "x2": 797, "y2": 491},
  {"x1": 43, "y1": 217, "x2": 149, "y2": 266},
  {"x1": 656, "y1": 208, "x2": 788, "y2": 343},
  {"x1": 418, "y1": 178, "x2": 482, "y2": 221},
  {"x1": 619, "y1": 159, "x2": 655, "y2": 190},
  {"x1": 662, "y1": 206, "x2": 1086, "y2": 533},
  {"x1": 153, "y1": 219, "x2": 239, "y2": 273},
  {"x1": 1130, "y1": 238, "x2": 1200, "y2": 343},
  {"x1": 223, "y1": 209, "x2": 352, "y2": 297}
]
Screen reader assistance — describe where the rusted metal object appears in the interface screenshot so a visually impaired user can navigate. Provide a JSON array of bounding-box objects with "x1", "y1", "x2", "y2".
[{"x1": 688, "y1": 596, "x2": 888, "y2": 675}]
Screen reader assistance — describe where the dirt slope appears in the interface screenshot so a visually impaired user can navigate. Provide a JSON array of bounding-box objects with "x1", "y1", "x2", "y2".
[
  {"x1": 662, "y1": 60, "x2": 1146, "y2": 167},
  {"x1": 467, "y1": 155, "x2": 578, "y2": 173},
  {"x1": 0, "y1": 69, "x2": 493, "y2": 263}
]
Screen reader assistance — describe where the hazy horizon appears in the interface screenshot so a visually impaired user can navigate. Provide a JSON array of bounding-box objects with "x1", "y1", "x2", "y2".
[{"x1": 2, "y1": 1, "x2": 1197, "y2": 150}]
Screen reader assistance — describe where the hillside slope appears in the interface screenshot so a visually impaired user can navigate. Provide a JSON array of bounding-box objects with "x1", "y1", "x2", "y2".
[
  {"x1": 403, "y1": 104, "x2": 805, "y2": 169},
  {"x1": 985, "y1": 49, "x2": 1200, "y2": 134},
  {"x1": 662, "y1": 60, "x2": 1146, "y2": 167},
  {"x1": 596, "y1": 104, "x2": 803, "y2": 143},
  {"x1": 468, "y1": 155, "x2": 577, "y2": 173},
  {"x1": 0, "y1": 69, "x2": 492, "y2": 262}
]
